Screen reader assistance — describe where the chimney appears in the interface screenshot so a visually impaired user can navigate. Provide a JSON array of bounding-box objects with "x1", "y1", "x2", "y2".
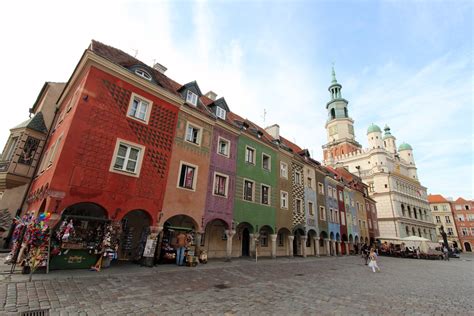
[
  {"x1": 265, "y1": 124, "x2": 280, "y2": 140},
  {"x1": 205, "y1": 91, "x2": 218, "y2": 101},
  {"x1": 153, "y1": 62, "x2": 167, "y2": 74}
]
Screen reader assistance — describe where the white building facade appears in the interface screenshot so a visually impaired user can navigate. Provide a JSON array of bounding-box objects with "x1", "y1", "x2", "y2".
[{"x1": 322, "y1": 69, "x2": 436, "y2": 241}]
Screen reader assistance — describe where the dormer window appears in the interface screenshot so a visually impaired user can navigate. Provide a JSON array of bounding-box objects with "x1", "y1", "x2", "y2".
[
  {"x1": 186, "y1": 91, "x2": 198, "y2": 106},
  {"x1": 216, "y1": 106, "x2": 226, "y2": 119},
  {"x1": 134, "y1": 69, "x2": 152, "y2": 81}
]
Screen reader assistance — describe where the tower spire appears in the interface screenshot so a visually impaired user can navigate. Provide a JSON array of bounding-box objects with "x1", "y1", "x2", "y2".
[{"x1": 331, "y1": 63, "x2": 337, "y2": 84}]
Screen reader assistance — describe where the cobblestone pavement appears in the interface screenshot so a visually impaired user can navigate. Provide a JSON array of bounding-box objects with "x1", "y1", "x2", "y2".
[{"x1": 0, "y1": 254, "x2": 473, "y2": 316}]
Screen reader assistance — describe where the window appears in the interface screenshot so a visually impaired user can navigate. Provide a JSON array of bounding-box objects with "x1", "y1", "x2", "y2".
[
  {"x1": 455, "y1": 205, "x2": 462, "y2": 210},
  {"x1": 338, "y1": 191, "x2": 343, "y2": 201},
  {"x1": 186, "y1": 90, "x2": 198, "y2": 106},
  {"x1": 319, "y1": 206, "x2": 326, "y2": 221},
  {"x1": 468, "y1": 214, "x2": 474, "y2": 221},
  {"x1": 471, "y1": 228, "x2": 474, "y2": 235},
  {"x1": 260, "y1": 231, "x2": 268, "y2": 247},
  {"x1": 332, "y1": 188, "x2": 337, "y2": 198},
  {"x1": 308, "y1": 202, "x2": 314, "y2": 216},
  {"x1": 245, "y1": 146, "x2": 255, "y2": 164},
  {"x1": 457, "y1": 214, "x2": 464, "y2": 221},
  {"x1": 296, "y1": 199, "x2": 302, "y2": 213},
  {"x1": 244, "y1": 180, "x2": 254, "y2": 201},
  {"x1": 261, "y1": 185, "x2": 270, "y2": 205},
  {"x1": 280, "y1": 191, "x2": 288, "y2": 209},
  {"x1": 55, "y1": 109, "x2": 66, "y2": 128},
  {"x1": 445, "y1": 216, "x2": 451, "y2": 223},
  {"x1": 461, "y1": 227, "x2": 468, "y2": 236},
  {"x1": 442, "y1": 205, "x2": 447, "y2": 211},
  {"x1": 433, "y1": 205, "x2": 438, "y2": 211},
  {"x1": 47, "y1": 135, "x2": 63, "y2": 168},
  {"x1": 368, "y1": 182, "x2": 374, "y2": 192},
  {"x1": 3, "y1": 136, "x2": 18, "y2": 161},
  {"x1": 318, "y1": 182, "x2": 324, "y2": 195},
  {"x1": 213, "y1": 173, "x2": 228, "y2": 197},
  {"x1": 363, "y1": 221, "x2": 367, "y2": 228},
  {"x1": 329, "y1": 209, "x2": 334, "y2": 222},
  {"x1": 335, "y1": 210, "x2": 339, "y2": 223},
  {"x1": 178, "y1": 163, "x2": 197, "y2": 190},
  {"x1": 465, "y1": 205, "x2": 470, "y2": 210},
  {"x1": 358, "y1": 219, "x2": 362, "y2": 228},
  {"x1": 280, "y1": 162, "x2": 288, "y2": 179},
  {"x1": 135, "y1": 68, "x2": 152, "y2": 81},
  {"x1": 216, "y1": 106, "x2": 226, "y2": 119},
  {"x1": 435, "y1": 216, "x2": 441, "y2": 223},
  {"x1": 341, "y1": 212, "x2": 345, "y2": 226},
  {"x1": 278, "y1": 233, "x2": 284, "y2": 247},
  {"x1": 295, "y1": 172, "x2": 301, "y2": 185},
  {"x1": 217, "y1": 137, "x2": 230, "y2": 157},
  {"x1": 262, "y1": 154, "x2": 271, "y2": 171},
  {"x1": 307, "y1": 177, "x2": 313, "y2": 189},
  {"x1": 447, "y1": 228, "x2": 454, "y2": 236},
  {"x1": 111, "y1": 139, "x2": 144, "y2": 176},
  {"x1": 368, "y1": 219, "x2": 372, "y2": 229},
  {"x1": 127, "y1": 94, "x2": 151, "y2": 123},
  {"x1": 185, "y1": 123, "x2": 202, "y2": 145},
  {"x1": 327, "y1": 186, "x2": 332, "y2": 198},
  {"x1": 67, "y1": 88, "x2": 81, "y2": 113}
]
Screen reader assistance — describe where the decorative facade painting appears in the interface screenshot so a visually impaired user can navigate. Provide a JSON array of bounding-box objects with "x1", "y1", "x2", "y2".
[{"x1": 18, "y1": 137, "x2": 40, "y2": 165}]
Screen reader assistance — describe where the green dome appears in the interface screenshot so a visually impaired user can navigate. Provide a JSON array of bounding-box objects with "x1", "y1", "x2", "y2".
[
  {"x1": 367, "y1": 123, "x2": 382, "y2": 134},
  {"x1": 398, "y1": 142, "x2": 413, "y2": 151}
]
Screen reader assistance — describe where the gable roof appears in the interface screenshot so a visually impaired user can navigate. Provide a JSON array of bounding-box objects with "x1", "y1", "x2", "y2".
[
  {"x1": 454, "y1": 197, "x2": 472, "y2": 204},
  {"x1": 12, "y1": 112, "x2": 48, "y2": 134},
  {"x1": 427, "y1": 194, "x2": 448, "y2": 203}
]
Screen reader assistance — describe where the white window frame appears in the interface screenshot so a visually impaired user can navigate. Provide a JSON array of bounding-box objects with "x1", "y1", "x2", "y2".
[
  {"x1": 243, "y1": 178, "x2": 255, "y2": 202},
  {"x1": 261, "y1": 184, "x2": 271, "y2": 205},
  {"x1": 135, "y1": 68, "x2": 152, "y2": 81},
  {"x1": 186, "y1": 90, "x2": 198, "y2": 106},
  {"x1": 319, "y1": 206, "x2": 326, "y2": 221},
  {"x1": 212, "y1": 172, "x2": 229, "y2": 198},
  {"x1": 318, "y1": 182, "x2": 324, "y2": 195},
  {"x1": 295, "y1": 171, "x2": 302, "y2": 185},
  {"x1": 217, "y1": 136, "x2": 230, "y2": 158},
  {"x1": 338, "y1": 191, "x2": 343, "y2": 201},
  {"x1": 457, "y1": 215, "x2": 464, "y2": 222},
  {"x1": 216, "y1": 106, "x2": 226, "y2": 119},
  {"x1": 177, "y1": 161, "x2": 199, "y2": 191},
  {"x1": 245, "y1": 146, "x2": 256, "y2": 164},
  {"x1": 341, "y1": 211, "x2": 346, "y2": 226},
  {"x1": 280, "y1": 191, "x2": 288, "y2": 209},
  {"x1": 461, "y1": 227, "x2": 468, "y2": 236},
  {"x1": 296, "y1": 198, "x2": 302, "y2": 213},
  {"x1": 280, "y1": 162, "x2": 288, "y2": 179},
  {"x1": 262, "y1": 153, "x2": 271, "y2": 171},
  {"x1": 3, "y1": 136, "x2": 19, "y2": 161},
  {"x1": 67, "y1": 88, "x2": 81, "y2": 113},
  {"x1": 127, "y1": 93, "x2": 152, "y2": 124},
  {"x1": 435, "y1": 216, "x2": 441, "y2": 223},
  {"x1": 185, "y1": 122, "x2": 203, "y2": 146},
  {"x1": 308, "y1": 201, "x2": 314, "y2": 216},
  {"x1": 109, "y1": 138, "x2": 145, "y2": 177},
  {"x1": 46, "y1": 134, "x2": 63, "y2": 169}
]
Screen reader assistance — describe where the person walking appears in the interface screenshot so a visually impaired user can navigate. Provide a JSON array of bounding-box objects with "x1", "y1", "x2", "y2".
[
  {"x1": 361, "y1": 243, "x2": 369, "y2": 265},
  {"x1": 368, "y1": 248, "x2": 380, "y2": 273},
  {"x1": 175, "y1": 232, "x2": 187, "y2": 266}
]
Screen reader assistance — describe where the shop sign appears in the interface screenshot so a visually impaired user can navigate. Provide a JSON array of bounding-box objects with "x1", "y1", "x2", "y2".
[
  {"x1": 47, "y1": 189, "x2": 66, "y2": 199},
  {"x1": 143, "y1": 226, "x2": 159, "y2": 258}
]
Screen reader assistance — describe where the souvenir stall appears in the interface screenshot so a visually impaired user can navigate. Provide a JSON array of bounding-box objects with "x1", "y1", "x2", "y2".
[
  {"x1": 48, "y1": 203, "x2": 121, "y2": 270},
  {"x1": 5, "y1": 211, "x2": 51, "y2": 278},
  {"x1": 158, "y1": 224, "x2": 197, "y2": 266}
]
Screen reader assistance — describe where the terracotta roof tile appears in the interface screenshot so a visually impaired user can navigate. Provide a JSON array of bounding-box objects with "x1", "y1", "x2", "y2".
[{"x1": 427, "y1": 194, "x2": 448, "y2": 203}]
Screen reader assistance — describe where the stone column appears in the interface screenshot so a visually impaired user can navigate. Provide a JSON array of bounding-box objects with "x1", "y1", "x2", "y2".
[
  {"x1": 270, "y1": 234, "x2": 277, "y2": 259},
  {"x1": 288, "y1": 235, "x2": 294, "y2": 257},
  {"x1": 301, "y1": 235, "x2": 307, "y2": 258},
  {"x1": 313, "y1": 237, "x2": 320, "y2": 257},
  {"x1": 249, "y1": 233, "x2": 255, "y2": 257},
  {"x1": 225, "y1": 230, "x2": 235, "y2": 262},
  {"x1": 337, "y1": 241, "x2": 342, "y2": 256},
  {"x1": 331, "y1": 240, "x2": 336, "y2": 256},
  {"x1": 325, "y1": 239, "x2": 331, "y2": 256},
  {"x1": 345, "y1": 242, "x2": 350, "y2": 256},
  {"x1": 194, "y1": 232, "x2": 202, "y2": 255}
]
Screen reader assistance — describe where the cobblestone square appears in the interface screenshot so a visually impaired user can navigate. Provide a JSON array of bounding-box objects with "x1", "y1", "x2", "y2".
[{"x1": 0, "y1": 254, "x2": 473, "y2": 315}]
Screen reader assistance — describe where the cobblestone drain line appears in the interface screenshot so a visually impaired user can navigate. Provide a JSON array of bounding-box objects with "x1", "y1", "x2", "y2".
[{"x1": 0, "y1": 255, "x2": 473, "y2": 315}]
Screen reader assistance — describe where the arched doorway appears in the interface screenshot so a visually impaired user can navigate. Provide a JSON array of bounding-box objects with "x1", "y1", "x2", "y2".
[
  {"x1": 236, "y1": 222, "x2": 253, "y2": 257},
  {"x1": 307, "y1": 230, "x2": 317, "y2": 256},
  {"x1": 320, "y1": 231, "x2": 328, "y2": 255},
  {"x1": 120, "y1": 209, "x2": 152, "y2": 261},
  {"x1": 464, "y1": 242, "x2": 472, "y2": 252},
  {"x1": 259, "y1": 225, "x2": 274, "y2": 257},
  {"x1": 293, "y1": 228, "x2": 305, "y2": 256},
  {"x1": 62, "y1": 202, "x2": 108, "y2": 218},
  {"x1": 342, "y1": 234, "x2": 348, "y2": 255},
  {"x1": 202, "y1": 219, "x2": 228, "y2": 258},
  {"x1": 277, "y1": 228, "x2": 291, "y2": 256}
]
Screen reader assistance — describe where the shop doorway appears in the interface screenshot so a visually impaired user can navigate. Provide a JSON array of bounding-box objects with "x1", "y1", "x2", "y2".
[
  {"x1": 120, "y1": 209, "x2": 152, "y2": 261},
  {"x1": 202, "y1": 219, "x2": 228, "y2": 258},
  {"x1": 293, "y1": 228, "x2": 305, "y2": 256},
  {"x1": 242, "y1": 228, "x2": 250, "y2": 257},
  {"x1": 159, "y1": 215, "x2": 198, "y2": 264},
  {"x1": 464, "y1": 242, "x2": 472, "y2": 252}
]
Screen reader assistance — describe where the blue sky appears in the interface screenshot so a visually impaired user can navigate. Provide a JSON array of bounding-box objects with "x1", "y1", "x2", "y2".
[{"x1": 0, "y1": 0, "x2": 472, "y2": 198}]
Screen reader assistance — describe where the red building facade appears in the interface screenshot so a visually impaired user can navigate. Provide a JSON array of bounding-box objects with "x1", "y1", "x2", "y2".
[{"x1": 25, "y1": 42, "x2": 182, "y2": 236}]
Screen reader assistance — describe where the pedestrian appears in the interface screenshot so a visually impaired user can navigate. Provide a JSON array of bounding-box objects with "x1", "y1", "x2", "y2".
[
  {"x1": 175, "y1": 231, "x2": 187, "y2": 266},
  {"x1": 443, "y1": 246, "x2": 449, "y2": 261},
  {"x1": 361, "y1": 243, "x2": 369, "y2": 265},
  {"x1": 368, "y1": 248, "x2": 380, "y2": 273}
]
